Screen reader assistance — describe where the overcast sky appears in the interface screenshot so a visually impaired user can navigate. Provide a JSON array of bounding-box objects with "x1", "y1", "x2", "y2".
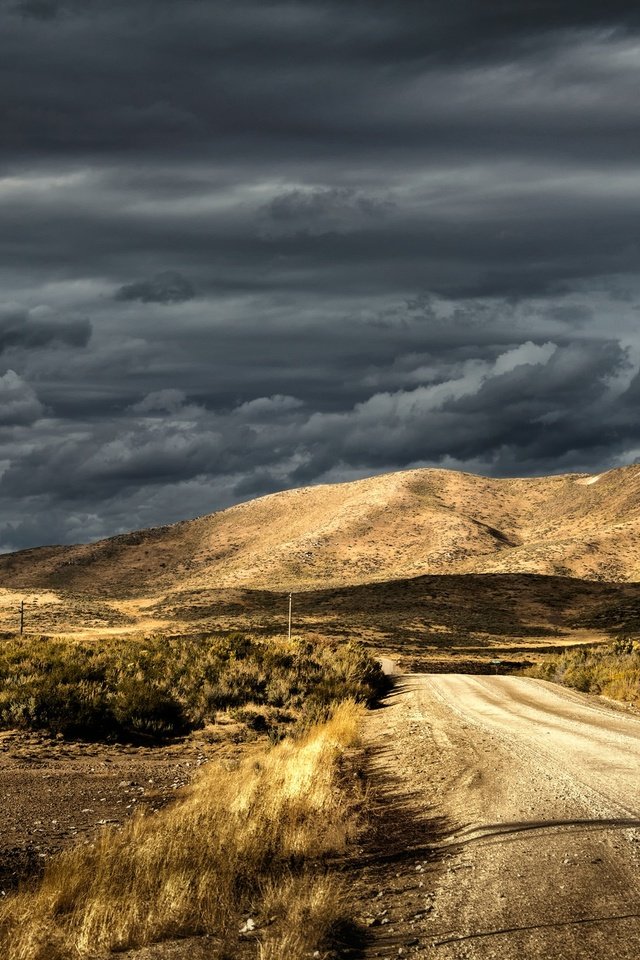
[{"x1": 2, "y1": 0, "x2": 640, "y2": 549}]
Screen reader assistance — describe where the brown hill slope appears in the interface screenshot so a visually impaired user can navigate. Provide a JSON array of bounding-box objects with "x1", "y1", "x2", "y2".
[{"x1": 2, "y1": 464, "x2": 640, "y2": 596}]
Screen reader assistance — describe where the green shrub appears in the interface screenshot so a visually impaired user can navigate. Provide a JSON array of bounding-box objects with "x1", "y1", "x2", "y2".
[
  {"x1": 112, "y1": 680, "x2": 188, "y2": 737},
  {"x1": 0, "y1": 633, "x2": 385, "y2": 741}
]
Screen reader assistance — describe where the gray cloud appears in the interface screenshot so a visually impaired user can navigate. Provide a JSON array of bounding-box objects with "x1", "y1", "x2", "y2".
[
  {"x1": 0, "y1": 370, "x2": 44, "y2": 425},
  {"x1": 265, "y1": 187, "x2": 394, "y2": 236},
  {"x1": 115, "y1": 272, "x2": 195, "y2": 304},
  {"x1": 13, "y1": 0, "x2": 59, "y2": 20},
  {"x1": 0, "y1": 307, "x2": 91, "y2": 353}
]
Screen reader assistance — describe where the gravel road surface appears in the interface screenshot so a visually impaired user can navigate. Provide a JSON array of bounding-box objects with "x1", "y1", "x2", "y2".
[{"x1": 358, "y1": 674, "x2": 640, "y2": 959}]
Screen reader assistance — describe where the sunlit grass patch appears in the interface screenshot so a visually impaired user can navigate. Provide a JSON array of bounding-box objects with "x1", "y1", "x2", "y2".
[
  {"x1": 0, "y1": 700, "x2": 365, "y2": 960},
  {"x1": 523, "y1": 637, "x2": 640, "y2": 705}
]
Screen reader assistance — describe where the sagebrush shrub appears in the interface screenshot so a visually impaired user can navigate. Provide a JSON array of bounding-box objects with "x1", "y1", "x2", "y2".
[{"x1": 0, "y1": 633, "x2": 386, "y2": 740}]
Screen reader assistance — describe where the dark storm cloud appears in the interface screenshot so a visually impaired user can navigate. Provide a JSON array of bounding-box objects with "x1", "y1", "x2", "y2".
[
  {"x1": 2, "y1": 0, "x2": 640, "y2": 168},
  {"x1": 1, "y1": 0, "x2": 640, "y2": 548},
  {"x1": 0, "y1": 308, "x2": 91, "y2": 352},
  {"x1": 266, "y1": 187, "x2": 394, "y2": 232},
  {"x1": 0, "y1": 328, "x2": 629, "y2": 496},
  {"x1": 3, "y1": 172, "x2": 640, "y2": 302},
  {"x1": 115, "y1": 272, "x2": 195, "y2": 305},
  {"x1": 285, "y1": 337, "x2": 633, "y2": 478},
  {"x1": 14, "y1": 0, "x2": 58, "y2": 20},
  {"x1": 0, "y1": 370, "x2": 44, "y2": 425}
]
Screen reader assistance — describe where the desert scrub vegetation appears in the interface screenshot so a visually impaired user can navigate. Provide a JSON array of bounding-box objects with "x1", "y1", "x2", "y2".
[
  {"x1": 0, "y1": 700, "x2": 365, "y2": 960},
  {"x1": 0, "y1": 632, "x2": 386, "y2": 740},
  {"x1": 524, "y1": 637, "x2": 640, "y2": 704}
]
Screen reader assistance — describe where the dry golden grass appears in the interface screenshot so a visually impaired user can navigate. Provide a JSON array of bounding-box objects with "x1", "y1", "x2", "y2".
[
  {"x1": 524, "y1": 639, "x2": 640, "y2": 705},
  {"x1": 257, "y1": 872, "x2": 346, "y2": 959},
  {"x1": 0, "y1": 700, "x2": 364, "y2": 960}
]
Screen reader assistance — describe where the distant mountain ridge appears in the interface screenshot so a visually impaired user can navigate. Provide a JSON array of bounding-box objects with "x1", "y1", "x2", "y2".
[{"x1": 2, "y1": 465, "x2": 640, "y2": 596}]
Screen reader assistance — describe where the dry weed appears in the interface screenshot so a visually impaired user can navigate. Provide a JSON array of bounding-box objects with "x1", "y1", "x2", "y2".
[
  {"x1": 0, "y1": 700, "x2": 364, "y2": 960},
  {"x1": 524, "y1": 638, "x2": 640, "y2": 705}
]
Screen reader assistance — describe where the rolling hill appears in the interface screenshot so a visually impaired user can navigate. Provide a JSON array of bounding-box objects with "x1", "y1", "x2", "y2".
[{"x1": 2, "y1": 464, "x2": 640, "y2": 597}]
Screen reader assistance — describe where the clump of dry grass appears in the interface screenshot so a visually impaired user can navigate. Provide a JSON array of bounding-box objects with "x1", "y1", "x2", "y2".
[
  {"x1": 258, "y1": 873, "x2": 346, "y2": 960},
  {"x1": 0, "y1": 700, "x2": 364, "y2": 960},
  {"x1": 524, "y1": 637, "x2": 640, "y2": 704}
]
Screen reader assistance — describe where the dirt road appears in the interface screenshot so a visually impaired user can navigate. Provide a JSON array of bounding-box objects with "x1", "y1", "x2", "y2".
[{"x1": 357, "y1": 674, "x2": 640, "y2": 958}]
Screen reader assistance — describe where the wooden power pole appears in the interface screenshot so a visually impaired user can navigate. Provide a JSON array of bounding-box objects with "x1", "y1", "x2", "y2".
[{"x1": 19, "y1": 599, "x2": 24, "y2": 635}]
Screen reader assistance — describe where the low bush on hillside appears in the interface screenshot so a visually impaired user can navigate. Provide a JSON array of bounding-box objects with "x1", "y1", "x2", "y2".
[
  {"x1": 0, "y1": 700, "x2": 365, "y2": 960},
  {"x1": 523, "y1": 637, "x2": 640, "y2": 704},
  {"x1": 0, "y1": 632, "x2": 386, "y2": 740}
]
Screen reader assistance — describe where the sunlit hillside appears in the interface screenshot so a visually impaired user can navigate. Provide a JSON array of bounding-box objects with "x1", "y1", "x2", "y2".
[{"x1": 2, "y1": 465, "x2": 640, "y2": 597}]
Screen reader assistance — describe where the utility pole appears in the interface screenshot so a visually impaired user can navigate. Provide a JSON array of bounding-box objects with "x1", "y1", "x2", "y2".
[
  {"x1": 288, "y1": 592, "x2": 292, "y2": 642},
  {"x1": 19, "y1": 599, "x2": 24, "y2": 635}
]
